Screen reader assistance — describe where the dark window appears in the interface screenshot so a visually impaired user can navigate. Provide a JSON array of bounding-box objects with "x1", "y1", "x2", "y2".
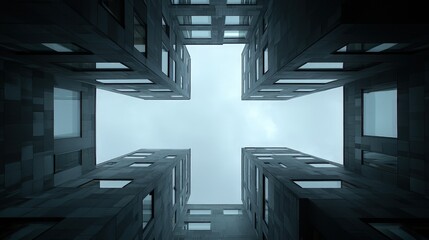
[
  {"x1": 362, "y1": 151, "x2": 397, "y2": 173},
  {"x1": 134, "y1": 15, "x2": 147, "y2": 55},
  {"x1": 143, "y1": 191, "x2": 154, "y2": 230},
  {"x1": 102, "y1": 0, "x2": 124, "y2": 24},
  {"x1": 263, "y1": 175, "x2": 269, "y2": 225},
  {"x1": 162, "y1": 16, "x2": 170, "y2": 37}
]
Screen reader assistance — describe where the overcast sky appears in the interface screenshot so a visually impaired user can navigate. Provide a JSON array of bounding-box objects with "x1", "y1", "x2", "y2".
[{"x1": 96, "y1": 44, "x2": 343, "y2": 204}]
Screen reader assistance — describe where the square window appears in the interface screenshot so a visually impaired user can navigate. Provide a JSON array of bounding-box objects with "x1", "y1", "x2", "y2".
[
  {"x1": 223, "y1": 210, "x2": 242, "y2": 215},
  {"x1": 363, "y1": 89, "x2": 397, "y2": 138},
  {"x1": 130, "y1": 163, "x2": 153, "y2": 167},
  {"x1": 54, "y1": 88, "x2": 81, "y2": 139},
  {"x1": 189, "y1": 209, "x2": 212, "y2": 215},
  {"x1": 293, "y1": 180, "x2": 344, "y2": 188},
  {"x1": 308, "y1": 163, "x2": 338, "y2": 168},
  {"x1": 80, "y1": 179, "x2": 132, "y2": 188},
  {"x1": 184, "y1": 222, "x2": 211, "y2": 230},
  {"x1": 225, "y1": 16, "x2": 250, "y2": 25}
]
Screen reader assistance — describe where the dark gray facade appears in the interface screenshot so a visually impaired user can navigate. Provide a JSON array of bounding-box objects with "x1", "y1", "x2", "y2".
[
  {"x1": 174, "y1": 204, "x2": 257, "y2": 239},
  {"x1": 241, "y1": 0, "x2": 429, "y2": 100},
  {"x1": 0, "y1": 149, "x2": 191, "y2": 239},
  {"x1": 242, "y1": 147, "x2": 429, "y2": 240}
]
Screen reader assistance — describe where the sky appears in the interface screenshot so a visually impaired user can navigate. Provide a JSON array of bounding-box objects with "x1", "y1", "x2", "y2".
[{"x1": 96, "y1": 44, "x2": 343, "y2": 204}]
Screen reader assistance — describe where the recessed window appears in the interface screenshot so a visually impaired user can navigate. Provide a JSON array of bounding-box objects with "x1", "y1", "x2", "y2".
[
  {"x1": 172, "y1": 0, "x2": 210, "y2": 4},
  {"x1": 173, "y1": 60, "x2": 176, "y2": 82},
  {"x1": 130, "y1": 163, "x2": 153, "y2": 167},
  {"x1": 102, "y1": 0, "x2": 124, "y2": 24},
  {"x1": 250, "y1": 96, "x2": 263, "y2": 98},
  {"x1": 1, "y1": 43, "x2": 87, "y2": 53},
  {"x1": 337, "y1": 43, "x2": 402, "y2": 53},
  {"x1": 368, "y1": 222, "x2": 429, "y2": 239},
  {"x1": 97, "y1": 79, "x2": 152, "y2": 84},
  {"x1": 259, "y1": 89, "x2": 282, "y2": 92},
  {"x1": 363, "y1": 151, "x2": 397, "y2": 173},
  {"x1": 171, "y1": 95, "x2": 183, "y2": 98},
  {"x1": 263, "y1": 176, "x2": 269, "y2": 225},
  {"x1": 253, "y1": 153, "x2": 272, "y2": 156},
  {"x1": 294, "y1": 89, "x2": 316, "y2": 92},
  {"x1": 263, "y1": 47, "x2": 269, "y2": 73},
  {"x1": 143, "y1": 191, "x2": 153, "y2": 230},
  {"x1": 124, "y1": 156, "x2": 146, "y2": 159},
  {"x1": 227, "y1": 0, "x2": 256, "y2": 4},
  {"x1": 279, "y1": 163, "x2": 287, "y2": 168},
  {"x1": 149, "y1": 89, "x2": 172, "y2": 92},
  {"x1": 178, "y1": 16, "x2": 211, "y2": 25},
  {"x1": 140, "y1": 95, "x2": 154, "y2": 98},
  {"x1": 133, "y1": 152, "x2": 152, "y2": 156},
  {"x1": 276, "y1": 95, "x2": 294, "y2": 98},
  {"x1": 183, "y1": 30, "x2": 211, "y2": 39},
  {"x1": 293, "y1": 180, "x2": 343, "y2": 188},
  {"x1": 255, "y1": 167, "x2": 259, "y2": 193},
  {"x1": 275, "y1": 79, "x2": 338, "y2": 84},
  {"x1": 294, "y1": 156, "x2": 315, "y2": 160},
  {"x1": 54, "y1": 88, "x2": 81, "y2": 139},
  {"x1": 58, "y1": 62, "x2": 129, "y2": 71},
  {"x1": 308, "y1": 163, "x2": 338, "y2": 168},
  {"x1": 275, "y1": 153, "x2": 302, "y2": 156},
  {"x1": 172, "y1": 167, "x2": 176, "y2": 205},
  {"x1": 134, "y1": 16, "x2": 147, "y2": 54},
  {"x1": 81, "y1": 179, "x2": 132, "y2": 188},
  {"x1": 162, "y1": 44, "x2": 169, "y2": 76},
  {"x1": 225, "y1": 16, "x2": 250, "y2": 25},
  {"x1": 115, "y1": 88, "x2": 139, "y2": 92},
  {"x1": 224, "y1": 30, "x2": 247, "y2": 39},
  {"x1": 189, "y1": 209, "x2": 212, "y2": 215},
  {"x1": 166, "y1": 155, "x2": 176, "y2": 159},
  {"x1": 363, "y1": 89, "x2": 397, "y2": 138},
  {"x1": 298, "y1": 62, "x2": 344, "y2": 70},
  {"x1": 258, "y1": 157, "x2": 273, "y2": 160},
  {"x1": 184, "y1": 222, "x2": 211, "y2": 230},
  {"x1": 162, "y1": 16, "x2": 170, "y2": 36},
  {"x1": 256, "y1": 58, "x2": 259, "y2": 80},
  {"x1": 223, "y1": 210, "x2": 242, "y2": 215}
]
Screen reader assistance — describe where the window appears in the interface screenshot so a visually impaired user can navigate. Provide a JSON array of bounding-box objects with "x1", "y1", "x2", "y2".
[
  {"x1": 259, "y1": 89, "x2": 282, "y2": 92},
  {"x1": 263, "y1": 14, "x2": 268, "y2": 32},
  {"x1": 54, "y1": 88, "x2": 81, "y2": 139},
  {"x1": 256, "y1": 58, "x2": 259, "y2": 80},
  {"x1": 162, "y1": 44, "x2": 169, "y2": 76},
  {"x1": 368, "y1": 221, "x2": 429, "y2": 239},
  {"x1": 172, "y1": 0, "x2": 210, "y2": 4},
  {"x1": 102, "y1": 0, "x2": 124, "y2": 24},
  {"x1": 263, "y1": 47, "x2": 269, "y2": 73},
  {"x1": 134, "y1": 16, "x2": 147, "y2": 55},
  {"x1": 130, "y1": 163, "x2": 153, "y2": 167},
  {"x1": 133, "y1": 152, "x2": 152, "y2": 156},
  {"x1": 180, "y1": 46, "x2": 184, "y2": 60},
  {"x1": 274, "y1": 153, "x2": 302, "y2": 156},
  {"x1": 184, "y1": 222, "x2": 211, "y2": 230},
  {"x1": 97, "y1": 79, "x2": 152, "y2": 84},
  {"x1": 258, "y1": 157, "x2": 273, "y2": 160},
  {"x1": 1, "y1": 43, "x2": 87, "y2": 53},
  {"x1": 253, "y1": 153, "x2": 272, "y2": 156},
  {"x1": 363, "y1": 89, "x2": 397, "y2": 138},
  {"x1": 336, "y1": 43, "x2": 402, "y2": 53},
  {"x1": 189, "y1": 209, "x2": 211, "y2": 215},
  {"x1": 166, "y1": 155, "x2": 176, "y2": 159},
  {"x1": 227, "y1": 0, "x2": 256, "y2": 4},
  {"x1": 224, "y1": 30, "x2": 247, "y2": 39},
  {"x1": 149, "y1": 89, "x2": 172, "y2": 92},
  {"x1": 294, "y1": 89, "x2": 316, "y2": 92},
  {"x1": 294, "y1": 156, "x2": 315, "y2": 160},
  {"x1": 223, "y1": 210, "x2": 242, "y2": 215},
  {"x1": 362, "y1": 151, "x2": 397, "y2": 173},
  {"x1": 255, "y1": 167, "x2": 259, "y2": 193},
  {"x1": 173, "y1": 60, "x2": 176, "y2": 82},
  {"x1": 180, "y1": 76, "x2": 184, "y2": 89},
  {"x1": 180, "y1": 159, "x2": 183, "y2": 190},
  {"x1": 115, "y1": 88, "x2": 139, "y2": 92},
  {"x1": 80, "y1": 179, "x2": 132, "y2": 188},
  {"x1": 275, "y1": 79, "x2": 337, "y2": 84},
  {"x1": 142, "y1": 191, "x2": 153, "y2": 230},
  {"x1": 178, "y1": 16, "x2": 211, "y2": 25},
  {"x1": 225, "y1": 16, "x2": 250, "y2": 25},
  {"x1": 293, "y1": 180, "x2": 347, "y2": 188},
  {"x1": 308, "y1": 163, "x2": 338, "y2": 168},
  {"x1": 298, "y1": 62, "x2": 344, "y2": 70},
  {"x1": 172, "y1": 167, "x2": 176, "y2": 205},
  {"x1": 57, "y1": 62, "x2": 129, "y2": 71},
  {"x1": 162, "y1": 16, "x2": 170, "y2": 36},
  {"x1": 183, "y1": 30, "x2": 211, "y2": 39},
  {"x1": 279, "y1": 163, "x2": 287, "y2": 168},
  {"x1": 263, "y1": 176, "x2": 269, "y2": 225}
]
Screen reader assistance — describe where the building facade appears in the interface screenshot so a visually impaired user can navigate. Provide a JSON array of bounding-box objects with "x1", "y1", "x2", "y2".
[
  {"x1": 0, "y1": 149, "x2": 191, "y2": 239},
  {"x1": 242, "y1": 147, "x2": 429, "y2": 239}
]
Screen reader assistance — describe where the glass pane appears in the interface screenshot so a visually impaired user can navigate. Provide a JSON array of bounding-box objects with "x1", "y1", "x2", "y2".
[
  {"x1": 363, "y1": 151, "x2": 397, "y2": 172},
  {"x1": 299, "y1": 62, "x2": 344, "y2": 69},
  {"x1": 263, "y1": 47, "x2": 269, "y2": 73},
  {"x1": 130, "y1": 163, "x2": 153, "y2": 167},
  {"x1": 183, "y1": 30, "x2": 211, "y2": 39},
  {"x1": 162, "y1": 45, "x2": 169, "y2": 75},
  {"x1": 225, "y1": 16, "x2": 250, "y2": 25},
  {"x1": 189, "y1": 210, "x2": 212, "y2": 215},
  {"x1": 294, "y1": 180, "x2": 342, "y2": 188},
  {"x1": 142, "y1": 192, "x2": 153, "y2": 230},
  {"x1": 308, "y1": 163, "x2": 338, "y2": 168},
  {"x1": 227, "y1": 0, "x2": 256, "y2": 4},
  {"x1": 223, "y1": 210, "x2": 242, "y2": 215},
  {"x1": 363, "y1": 89, "x2": 397, "y2": 138},
  {"x1": 134, "y1": 16, "x2": 146, "y2": 53},
  {"x1": 54, "y1": 88, "x2": 80, "y2": 139},
  {"x1": 186, "y1": 222, "x2": 211, "y2": 230},
  {"x1": 276, "y1": 79, "x2": 337, "y2": 84},
  {"x1": 224, "y1": 30, "x2": 247, "y2": 39}
]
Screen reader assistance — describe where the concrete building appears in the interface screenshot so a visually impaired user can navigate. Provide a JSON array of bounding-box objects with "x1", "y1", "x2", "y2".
[
  {"x1": 0, "y1": 149, "x2": 191, "y2": 239},
  {"x1": 242, "y1": 147, "x2": 429, "y2": 239},
  {"x1": 242, "y1": 0, "x2": 429, "y2": 100},
  {"x1": 174, "y1": 204, "x2": 257, "y2": 239}
]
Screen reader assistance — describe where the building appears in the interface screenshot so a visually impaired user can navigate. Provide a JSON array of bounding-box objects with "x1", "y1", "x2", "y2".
[
  {"x1": 0, "y1": 149, "x2": 191, "y2": 239},
  {"x1": 174, "y1": 204, "x2": 257, "y2": 239},
  {"x1": 242, "y1": 147, "x2": 429, "y2": 239},
  {"x1": 242, "y1": 0, "x2": 429, "y2": 100}
]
